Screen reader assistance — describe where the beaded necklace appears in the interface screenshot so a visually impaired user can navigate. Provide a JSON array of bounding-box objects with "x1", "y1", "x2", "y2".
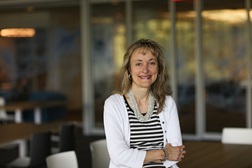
[{"x1": 127, "y1": 89, "x2": 155, "y2": 122}]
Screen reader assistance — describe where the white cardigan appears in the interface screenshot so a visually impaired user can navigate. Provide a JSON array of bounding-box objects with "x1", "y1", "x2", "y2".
[{"x1": 104, "y1": 94, "x2": 182, "y2": 168}]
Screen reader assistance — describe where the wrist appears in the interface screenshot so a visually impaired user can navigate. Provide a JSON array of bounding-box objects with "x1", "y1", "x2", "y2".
[{"x1": 162, "y1": 148, "x2": 168, "y2": 161}]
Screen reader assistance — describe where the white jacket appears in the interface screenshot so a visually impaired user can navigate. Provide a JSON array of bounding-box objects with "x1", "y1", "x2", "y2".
[{"x1": 104, "y1": 94, "x2": 182, "y2": 168}]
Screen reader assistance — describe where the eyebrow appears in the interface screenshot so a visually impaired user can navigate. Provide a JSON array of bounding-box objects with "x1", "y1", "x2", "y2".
[{"x1": 134, "y1": 57, "x2": 157, "y2": 61}]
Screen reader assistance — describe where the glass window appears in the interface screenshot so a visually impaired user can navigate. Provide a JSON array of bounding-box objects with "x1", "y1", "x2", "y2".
[
  {"x1": 91, "y1": 2, "x2": 126, "y2": 127},
  {"x1": 203, "y1": 1, "x2": 247, "y2": 132},
  {"x1": 0, "y1": 7, "x2": 82, "y2": 122},
  {"x1": 175, "y1": 1, "x2": 196, "y2": 134},
  {"x1": 133, "y1": 0, "x2": 169, "y2": 47}
]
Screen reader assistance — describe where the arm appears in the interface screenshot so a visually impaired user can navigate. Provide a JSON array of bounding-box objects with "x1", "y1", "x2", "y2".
[
  {"x1": 103, "y1": 95, "x2": 146, "y2": 167},
  {"x1": 144, "y1": 150, "x2": 165, "y2": 163},
  {"x1": 163, "y1": 96, "x2": 186, "y2": 162},
  {"x1": 165, "y1": 96, "x2": 183, "y2": 146}
]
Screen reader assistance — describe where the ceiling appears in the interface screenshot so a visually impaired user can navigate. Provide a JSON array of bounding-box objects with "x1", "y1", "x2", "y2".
[{"x1": 0, "y1": 0, "x2": 246, "y2": 11}]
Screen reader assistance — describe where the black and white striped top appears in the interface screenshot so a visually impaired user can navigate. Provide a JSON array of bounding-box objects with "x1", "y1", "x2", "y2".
[{"x1": 124, "y1": 96, "x2": 165, "y2": 168}]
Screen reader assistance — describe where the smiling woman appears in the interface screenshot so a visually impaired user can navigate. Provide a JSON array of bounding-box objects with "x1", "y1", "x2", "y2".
[{"x1": 103, "y1": 39, "x2": 186, "y2": 168}]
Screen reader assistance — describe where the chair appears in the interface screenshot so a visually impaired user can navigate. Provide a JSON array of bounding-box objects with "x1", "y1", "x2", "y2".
[
  {"x1": 6, "y1": 131, "x2": 51, "y2": 168},
  {"x1": 90, "y1": 139, "x2": 110, "y2": 168},
  {"x1": 59, "y1": 123, "x2": 76, "y2": 152},
  {"x1": 0, "y1": 143, "x2": 19, "y2": 165},
  {"x1": 0, "y1": 97, "x2": 15, "y2": 124},
  {"x1": 221, "y1": 127, "x2": 252, "y2": 145},
  {"x1": 0, "y1": 110, "x2": 15, "y2": 124},
  {"x1": 46, "y1": 151, "x2": 78, "y2": 168}
]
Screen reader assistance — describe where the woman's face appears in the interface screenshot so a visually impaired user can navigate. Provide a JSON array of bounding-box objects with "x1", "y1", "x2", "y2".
[{"x1": 129, "y1": 48, "x2": 158, "y2": 90}]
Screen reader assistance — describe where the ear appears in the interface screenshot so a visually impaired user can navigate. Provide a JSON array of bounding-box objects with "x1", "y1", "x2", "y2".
[
  {"x1": 127, "y1": 70, "x2": 132, "y2": 80},
  {"x1": 127, "y1": 69, "x2": 131, "y2": 75}
]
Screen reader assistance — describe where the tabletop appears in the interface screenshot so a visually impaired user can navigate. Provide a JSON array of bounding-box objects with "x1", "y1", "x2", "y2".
[
  {"x1": 177, "y1": 141, "x2": 252, "y2": 168},
  {"x1": 0, "y1": 100, "x2": 65, "y2": 111},
  {"x1": 0, "y1": 121, "x2": 65, "y2": 144},
  {"x1": 0, "y1": 100, "x2": 66, "y2": 124}
]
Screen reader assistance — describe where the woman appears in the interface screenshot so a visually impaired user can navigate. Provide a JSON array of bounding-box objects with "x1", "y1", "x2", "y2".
[{"x1": 104, "y1": 38, "x2": 186, "y2": 168}]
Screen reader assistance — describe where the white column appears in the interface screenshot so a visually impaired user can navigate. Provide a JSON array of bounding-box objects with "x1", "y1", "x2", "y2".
[
  {"x1": 80, "y1": 0, "x2": 94, "y2": 135},
  {"x1": 194, "y1": 0, "x2": 205, "y2": 139},
  {"x1": 126, "y1": 0, "x2": 132, "y2": 46},
  {"x1": 15, "y1": 109, "x2": 22, "y2": 123},
  {"x1": 246, "y1": 0, "x2": 252, "y2": 128},
  {"x1": 34, "y1": 107, "x2": 41, "y2": 124},
  {"x1": 169, "y1": 0, "x2": 178, "y2": 102}
]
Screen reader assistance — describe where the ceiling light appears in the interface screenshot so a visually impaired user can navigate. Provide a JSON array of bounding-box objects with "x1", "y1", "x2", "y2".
[{"x1": 0, "y1": 28, "x2": 35, "y2": 37}]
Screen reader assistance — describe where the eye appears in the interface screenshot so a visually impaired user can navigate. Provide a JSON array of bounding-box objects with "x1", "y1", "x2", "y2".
[
  {"x1": 150, "y1": 61, "x2": 156, "y2": 65},
  {"x1": 136, "y1": 62, "x2": 142, "y2": 66}
]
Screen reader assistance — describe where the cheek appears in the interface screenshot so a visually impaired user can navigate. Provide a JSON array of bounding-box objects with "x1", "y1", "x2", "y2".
[
  {"x1": 152, "y1": 67, "x2": 158, "y2": 75},
  {"x1": 131, "y1": 68, "x2": 138, "y2": 75},
  {"x1": 152, "y1": 68, "x2": 158, "y2": 80}
]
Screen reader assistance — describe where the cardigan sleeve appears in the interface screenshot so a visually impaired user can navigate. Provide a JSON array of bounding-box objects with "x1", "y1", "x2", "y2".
[
  {"x1": 164, "y1": 96, "x2": 182, "y2": 146},
  {"x1": 159, "y1": 96, "x2": 182, "y2": 167},
  {"x1": 103, "y1": 94, "x2": 146, "y2": 168}
]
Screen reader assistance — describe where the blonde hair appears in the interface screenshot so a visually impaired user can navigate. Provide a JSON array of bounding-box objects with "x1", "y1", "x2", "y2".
[{"x1": 115, "y1": 38, "x2": 171, "y2": 113}]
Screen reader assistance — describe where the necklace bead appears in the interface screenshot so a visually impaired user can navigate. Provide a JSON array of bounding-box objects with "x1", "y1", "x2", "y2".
[{"x1": 128, "y1": 89, "x2": 155, "y2": 122}]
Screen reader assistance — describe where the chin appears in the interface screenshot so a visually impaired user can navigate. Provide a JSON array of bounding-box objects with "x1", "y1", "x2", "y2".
[{"x1": 140, "y1": 84, "x2": 153, "y2": 88}]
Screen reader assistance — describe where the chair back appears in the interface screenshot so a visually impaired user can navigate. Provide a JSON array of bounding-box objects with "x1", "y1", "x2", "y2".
[
  {"x1": 0, "y1": 97, "x2": 14, "y2": 122},
  {"x1": 59, "y1": 124, "x2": 75, "y2": 152},
  {"x1": 29, "y1": 131, "x2": 51, "y2": 167},
  {"x1": 90, "y1": 139, "x2": 110, "y2": 168},
  {"x1": 221, "y1": 127, "x2": 252, "y2": 145},
  {"x1": 46, "y1": 151, "x2": 78, "y2": 168}
]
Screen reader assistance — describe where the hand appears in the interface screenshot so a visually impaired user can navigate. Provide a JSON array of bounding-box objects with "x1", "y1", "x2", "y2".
[{"x1": 164, "y1": 143, "x2": 186, "y2": 161}]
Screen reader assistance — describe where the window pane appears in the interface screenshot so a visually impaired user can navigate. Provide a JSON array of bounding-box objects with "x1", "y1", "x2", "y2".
[
  {"x1": 203, "y1": 1, "x2": 247, "y2": 132},
  {"x1": 133, "y1": 0, "x2": 170, "y2": 47},
  {"x1": 176, "y1": 2, "x2": 196, "y2": 134},
  {"x1": 92, "y1": 2, "x2": 126, "y2": 126}
]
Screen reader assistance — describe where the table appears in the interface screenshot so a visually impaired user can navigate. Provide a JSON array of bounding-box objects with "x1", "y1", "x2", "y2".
[
  {"x1": 0, "y1": 121, "x2": 66, "y2": 144},
  {"x1": 0, "y1": 100, "x2": 65, "y2": 124},
  {"x1": 177, "y1": 141, "x2": 252, "y2": 168},
  {"x1": 0, "y1": 121, "x2": 66, "y2": 157}
]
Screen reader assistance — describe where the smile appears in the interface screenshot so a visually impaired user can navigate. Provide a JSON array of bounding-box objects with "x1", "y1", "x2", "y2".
[{"x1": 139, "y1": 75, "x2": 151, "y2": 79}]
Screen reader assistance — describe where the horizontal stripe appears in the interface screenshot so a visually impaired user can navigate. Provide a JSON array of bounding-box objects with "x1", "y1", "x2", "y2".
[{"x1": 123, "y1": 95, "x2": 165, "y2": 168}]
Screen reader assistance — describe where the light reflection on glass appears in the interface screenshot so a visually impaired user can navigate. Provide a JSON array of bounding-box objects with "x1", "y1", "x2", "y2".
[
  {"x1": 0, "y1": 28, "x2": 35, "y2": 37},
  {"x1": 177, "y1": 9, "x2": 248, "y2": 24}
]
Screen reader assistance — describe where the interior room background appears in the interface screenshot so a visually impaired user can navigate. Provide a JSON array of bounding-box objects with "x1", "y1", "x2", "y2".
[{"x1": 0, "y1": 0, "x2": 251, "y2": 141}]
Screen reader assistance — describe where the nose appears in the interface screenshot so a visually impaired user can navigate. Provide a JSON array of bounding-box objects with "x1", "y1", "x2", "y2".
[{"x1": 142, "y1": 64, "x2": 149, "y2": 73}]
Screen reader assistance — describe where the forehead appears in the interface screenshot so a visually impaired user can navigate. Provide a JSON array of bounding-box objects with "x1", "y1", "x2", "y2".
[{"x1": 131, "y1": 47, "x2": 157, "y2": 60}]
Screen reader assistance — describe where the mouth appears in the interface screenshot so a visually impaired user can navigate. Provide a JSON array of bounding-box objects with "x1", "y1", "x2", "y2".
[{"x1": 139, "y1": 75, "x2": 151, "y2": 80}]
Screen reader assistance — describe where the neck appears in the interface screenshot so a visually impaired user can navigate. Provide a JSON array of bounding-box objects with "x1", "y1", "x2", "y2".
[
  {"x1": 127, "y1": 88, "x2": 155, "y2": 122},
  {"x1": 131, "y1": 88, "x2": 150, "y2": 102}
]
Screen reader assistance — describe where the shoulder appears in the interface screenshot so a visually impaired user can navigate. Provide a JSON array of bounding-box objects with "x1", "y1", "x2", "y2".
[
  {"x1": 163, "y1": 95, "x2": 177, "y2": 110},
  {"x1": 105, "y1": 93, "x2": 123, "y2": 102},
  {"x1": 165, "y1": 95, "x2": 176, "y2": 104},
  {"x1": 105, "y1": 93, "x2": 125, "y2": 106},
  {"x1": 104, "y1": 93, "x2": 128, "y2": 119}
]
